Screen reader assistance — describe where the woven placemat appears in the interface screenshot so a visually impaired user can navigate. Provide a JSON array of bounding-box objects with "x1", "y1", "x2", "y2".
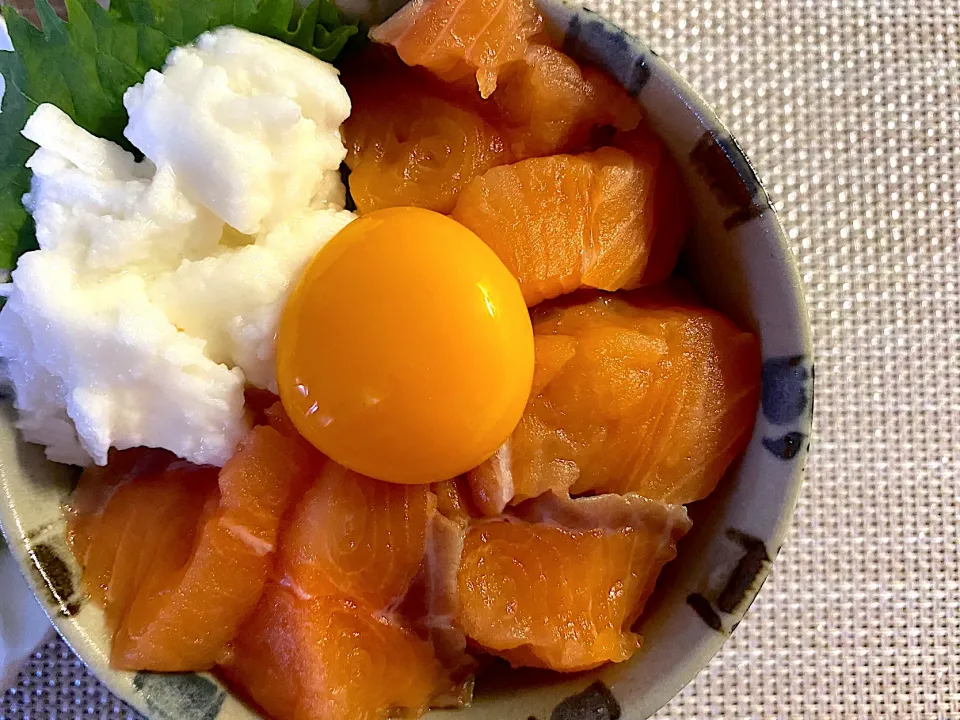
[{"x1": 3, "y1": 0, "x2": 960, "y2": 718}]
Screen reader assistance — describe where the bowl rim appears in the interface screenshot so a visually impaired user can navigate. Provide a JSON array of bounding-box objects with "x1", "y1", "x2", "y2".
[
  {"x1": 630, "y1": 31, "x2": 812, "y2": 720},
  {"x1": 0, "y1": 2, "x2": 813, "y2": 718},
  {"x1": 556, "y1": 3, "x2": 812, "y2": 712}
]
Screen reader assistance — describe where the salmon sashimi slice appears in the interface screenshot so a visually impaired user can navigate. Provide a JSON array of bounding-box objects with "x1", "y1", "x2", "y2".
[
  {"x1": 68, "y1": 453, "x2": 217, "y2": 634},
  {"x1": 113, "y1": 424, "x2": 316, "y2": 670},
  {"x1": 451, "y1": 147, "x2": 659, "y2": 306},
  {"x1": 279, "y1": 458, "x2": 434, "y2": 609},
  {"x1": 68, "y1": 425, "x2": 317, "y2": 671},
  {"x1": 342, "y1": 52, "x2": 511, "y2": 214},
  {"x1": 220, "y1": 584, "x2": 458, "y2": 720},
  {"x1": 494, "y1": 44, "x2": 642, "y2": 158},
  {"x1": 467, "y1": 290, "x2": 761, "y2": 513},
  {"x1": 457, "y1": 492, "x2": 691, "y2": 671},
  {"x1": 467, "y1": 334, "x2": 577, "y2": 516},
  {"x1": 67, "y1": 447, "x2": 190, "y2": 564},
  {"x1": 279, "y1": 460, "x2": 475, "y2": 678},
  {"x1": 370, "y1": 0, "x2": 543, "y2": 99},
  {"x1": 613, "y1": 125, "x2": 692, "y2": 284},
  {"x1": 529, "y1": 334, "x2": 578, "y2": 395},
  {"x1": 431, "y1": 478, "x2": 480, "y2": 527}
]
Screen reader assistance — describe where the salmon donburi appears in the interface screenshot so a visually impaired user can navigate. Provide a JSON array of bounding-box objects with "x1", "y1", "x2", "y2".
[{"x1": 0, "y1": 0, "x2": 762, "y2": 718}]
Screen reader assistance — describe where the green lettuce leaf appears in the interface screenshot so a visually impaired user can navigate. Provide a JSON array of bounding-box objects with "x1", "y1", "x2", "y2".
[{"x1": 0, "y1": 0, "x2": 359, "y2": 272}]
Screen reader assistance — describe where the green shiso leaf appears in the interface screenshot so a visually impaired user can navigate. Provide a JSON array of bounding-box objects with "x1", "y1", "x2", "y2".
[{"x1": 0, "y1": 0, "x2": 359, "y2": 272}]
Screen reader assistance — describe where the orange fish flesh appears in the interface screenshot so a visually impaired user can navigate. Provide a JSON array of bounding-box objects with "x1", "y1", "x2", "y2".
[
  {"x1": 451, "y1": 147, "x2": 660, "y2": 306},
  {"x1": 279, "y1": 457, "x2": 434, "y2": 609},
  {"x1": 370, "y1": 0, "x2": 544, "y2": 99},
  {"x1": 68, "y1": 451, "x2": 216, "y2": 639},
  {"x1": 493, "y1": 44, "x2": 642, "y2": 158},
  {"x1": 68, "y1": 425, "x2": 316, "y2": 671},
  {"x1": 613, "y1": 125, "x2": 692, "y2": 284},
  {"x1": 467, "y1": 290, "x2": 761, "y2": 514},
  {"x1": 220, "y1": 584, "x2": 457, "y2": 720},
  {"x1": 342, "y1": 51, "x2": 511, "y2": 214},
  {"x1": 457, "y1": 492, "x2": 691, "y2": 671},
  {"x1": 430, "y1": 477, "x2": 484, "y2": 528}
]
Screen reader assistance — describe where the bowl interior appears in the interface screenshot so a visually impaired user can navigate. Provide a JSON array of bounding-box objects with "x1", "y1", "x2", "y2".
[{"x1": 0, "y1": 3, "x2": 812, "y2": 719}]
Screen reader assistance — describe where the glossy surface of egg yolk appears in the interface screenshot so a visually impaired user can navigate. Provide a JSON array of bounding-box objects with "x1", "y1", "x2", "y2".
[{"x1": 276, "y1": 207, "x2": 535, "y2": 484}]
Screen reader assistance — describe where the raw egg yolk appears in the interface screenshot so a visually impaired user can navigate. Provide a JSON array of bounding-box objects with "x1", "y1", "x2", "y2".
[{"x1": 276, "y1": 207, "x2": 535, "y2": 484}]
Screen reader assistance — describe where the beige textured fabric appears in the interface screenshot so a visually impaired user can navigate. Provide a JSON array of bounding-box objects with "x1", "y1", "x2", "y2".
[{"x1": 2, "y1": 1, "x2": 960, "y2": 718}]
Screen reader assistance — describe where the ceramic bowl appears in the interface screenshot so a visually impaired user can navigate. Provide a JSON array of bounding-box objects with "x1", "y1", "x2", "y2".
[{"x1": 0, "y1": 2, "x2": 813, "y2": 719}]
